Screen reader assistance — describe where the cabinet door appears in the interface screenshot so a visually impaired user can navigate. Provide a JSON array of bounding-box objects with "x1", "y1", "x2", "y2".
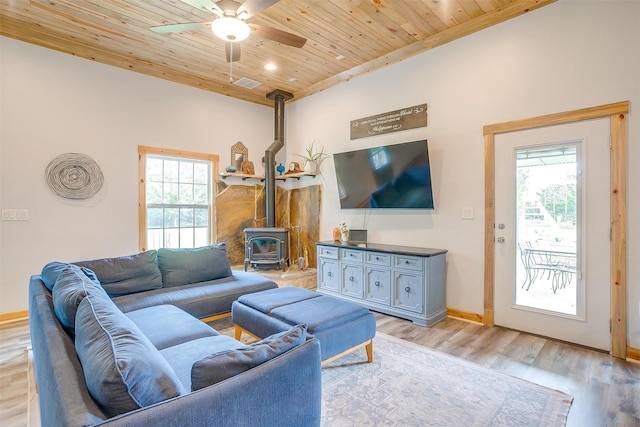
[
  {"x1": 341, "y1": 263, "x2": 364, "y2": 298},
  {"x1": 393, "y1": 271, "x2": 424, "y2": 313},
  {"x1": 318, "y1": 258, "x2": 340, "y2": 293},
  {"x1": 366, "y1": 267, "x2": 391, "y2": 305}
]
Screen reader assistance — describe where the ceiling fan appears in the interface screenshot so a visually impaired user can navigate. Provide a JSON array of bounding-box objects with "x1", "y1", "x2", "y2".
[{"x1": 150, "y1": 0, "x2": 307, "y2": 63}]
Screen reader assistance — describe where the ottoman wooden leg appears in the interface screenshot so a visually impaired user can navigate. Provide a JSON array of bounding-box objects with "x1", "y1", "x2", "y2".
[
  {"x1": 234, "y1": 324, "x2": 243, "y2": 340},
  {"x1": 365, "y1": 339, "x2": 373, "y2": 363}
]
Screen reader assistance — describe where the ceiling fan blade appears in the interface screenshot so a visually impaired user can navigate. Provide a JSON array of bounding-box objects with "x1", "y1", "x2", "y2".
[
  {"x1": 251, "y1": 24, "x2": 306, "y2": 48},
  {"x1": 180, "y1": 0, "x2": 221, "y2": 15},
  {"x1": 237, "y1": 0, "x2": 279, "y2": 19},
  {"x1": 150, "y1": 22, "x2": 209, "y2": 34},
  {"x1": 225, "y1": 42, "x2": 241, "y2": 62}
]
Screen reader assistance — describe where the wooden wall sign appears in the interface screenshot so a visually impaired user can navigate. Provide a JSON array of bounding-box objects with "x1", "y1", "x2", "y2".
[{"x1": 350, "y1": 104, "x2": 427, "y2": 140}]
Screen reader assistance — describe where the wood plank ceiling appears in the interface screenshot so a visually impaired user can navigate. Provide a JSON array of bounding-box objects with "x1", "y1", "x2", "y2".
[{"x1": 0, "y1": 0, "x2": 556, "y2": 106}]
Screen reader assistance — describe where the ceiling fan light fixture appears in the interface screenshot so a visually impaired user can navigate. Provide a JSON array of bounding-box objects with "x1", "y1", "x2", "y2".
[{"x1": 211, "y1": 17, "x2": 250, "y2": 42}]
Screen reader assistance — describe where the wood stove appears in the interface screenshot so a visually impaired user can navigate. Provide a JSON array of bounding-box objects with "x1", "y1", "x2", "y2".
[{"x1": 244, "y1": 228, "x2": 289, "y2": 271}]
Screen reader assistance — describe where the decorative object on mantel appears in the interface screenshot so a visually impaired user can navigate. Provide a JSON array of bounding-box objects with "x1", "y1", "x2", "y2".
[
  {"x1": 339, "y1": 222, "x2": 350, "y2": 242},
  {"x1": 45, "y1": 153, "x2": 104, "y2": 200},
  {"x1": 231, "y1": 141, "x2": 248, "y2": 170},
  {"x1": 241, "y1": 160, "x2": 255, "y2": 175},
  {"x1": 225, "y1": 165, "x2": 237, "y2": 173},
  {"x1": 276, "y1": 163, "x2": 285, "y2": 175},
  {"x1": 285, "y1": 161, "x2": 303, "y2": 175},
  {"x1": 332, "y1": 227, "x2": 342, "y2": 242},
  {"x1": 295, "y1": 141, "x2": 329, "y2": 174},
  {"x1": 350, "y1": 103, "x2": 427, "y2": 140}
]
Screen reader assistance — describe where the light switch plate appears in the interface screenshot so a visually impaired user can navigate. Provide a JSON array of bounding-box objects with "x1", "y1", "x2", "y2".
[
  {"x1": 461, "y1": 207, "x2": 474, "y2": 220},
  {"x1": 2, "y1": 209, "x2": 29, "y2": 221}
]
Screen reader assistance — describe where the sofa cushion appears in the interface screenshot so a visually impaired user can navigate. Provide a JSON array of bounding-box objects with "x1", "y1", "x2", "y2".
[
  {"x1": 112, "y1": 271, "x2": 278, "y2": 318},
  {"x1": 157, "y1": 244, "x2": 232, "y2": 288},
  {"x1": 41, "y1": 261, "x2": 98, "y2": 291},
  {"x1": 73, "y1": 250, "x2": 162, "y2": 297},
  {"x1": 236, "y1": 286, "x2": 321, "y2": 314},
  {"x1": 126, "y1": 304, "x2": 218, "y2": 350},
  {"x1": 75, "y1": 294, "x2": 185, "y2": 417},
  {"x1": 270, "y1": 296, "x2": 371, "y2": 334},
  {"x1": 190, "y1": 324, "x2": 307, "y2": 391},
  {"x1": 52, "y1": 265, "x2": 107, "y2": 331}
]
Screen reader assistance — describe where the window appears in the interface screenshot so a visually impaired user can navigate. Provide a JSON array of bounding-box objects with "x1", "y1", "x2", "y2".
[{"x1": 138, "y1": 146, "x2": 219, "y2": 251}]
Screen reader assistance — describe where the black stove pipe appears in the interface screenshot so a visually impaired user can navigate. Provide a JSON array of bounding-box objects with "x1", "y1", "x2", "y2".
[{"x1": 264, "y1": 89, "x2": 293, "y2": 227}]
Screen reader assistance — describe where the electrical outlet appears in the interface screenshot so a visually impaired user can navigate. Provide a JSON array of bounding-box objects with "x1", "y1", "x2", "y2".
[{"x1": 1, "y1": 209, "x2": 29, "y2": 221}]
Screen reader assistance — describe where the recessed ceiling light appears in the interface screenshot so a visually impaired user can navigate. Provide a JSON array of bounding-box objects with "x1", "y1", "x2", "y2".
[
  {"x1": 335, "y1": 55, "x2": 345, "y2": 60},
  {"x1": 264, "y1": 63, "x2": 277, "y2": 71},
  {"x1": 288, "y1": 77, "x2": 297, "y2": 82}
]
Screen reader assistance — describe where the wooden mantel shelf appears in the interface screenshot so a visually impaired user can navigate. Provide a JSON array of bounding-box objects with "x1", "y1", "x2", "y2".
[{"x1": 219, "y1": 172, "x2": 318, "y2": 182}]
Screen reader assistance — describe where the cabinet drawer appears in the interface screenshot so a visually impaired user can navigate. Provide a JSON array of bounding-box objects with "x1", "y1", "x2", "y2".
[
  {"x1": 366, "y1": 251, "x2": 391, "y2": 266},
  {"x1": 392, "y1": 254, "x2": 424, "y2": 271},
  {"x1": 340, "y1": 249, "x2": 363, "y2": 263},
  {"x1": 318, "y1": 246, "x2": 339, "y2": 259}
]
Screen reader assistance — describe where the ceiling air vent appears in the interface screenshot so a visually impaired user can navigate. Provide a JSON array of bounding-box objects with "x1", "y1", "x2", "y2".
[{"x1": 233, "y1": 77, "x2": 262, "y2": 89}]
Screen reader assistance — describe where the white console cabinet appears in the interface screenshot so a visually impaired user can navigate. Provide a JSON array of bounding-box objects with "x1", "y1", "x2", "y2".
[{"x1": 316, "y1": 241, "x2": 447, "y2": 326}]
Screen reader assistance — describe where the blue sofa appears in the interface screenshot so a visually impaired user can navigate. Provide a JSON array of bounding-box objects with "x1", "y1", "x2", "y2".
[{"x1": 28, "y1": 244, "x2": 322, "y2": 426}]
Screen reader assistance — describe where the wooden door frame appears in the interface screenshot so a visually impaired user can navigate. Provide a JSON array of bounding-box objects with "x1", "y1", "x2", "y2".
[{"x1": 483, "y1": 101, "x2": 629, "y2": 358}]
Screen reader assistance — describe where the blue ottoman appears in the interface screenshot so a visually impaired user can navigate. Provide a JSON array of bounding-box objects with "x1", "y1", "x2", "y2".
[{"x1": 232, "y1": 287, "x2": 376, "y2": 365}]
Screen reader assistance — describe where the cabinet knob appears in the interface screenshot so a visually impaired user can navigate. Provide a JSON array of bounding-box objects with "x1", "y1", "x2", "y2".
[
  {"x1": 404, "y1": 286, "x2": 411, "y2": 293},
  {"x1": 375, "y1": 281, "x2": 381, "y2": 287},
  {"x1": 327, "y1": 272, "x2": 332, "y2": 278},
  {"x1": 405, "y1": 260, "x2": 410, "y2": 265},
  {"x1": 375, "y1": 256, "x2": 380, "y2": 261},
  {"x1": 349, "y1": 276, "x2": 354, "y2": 282}
]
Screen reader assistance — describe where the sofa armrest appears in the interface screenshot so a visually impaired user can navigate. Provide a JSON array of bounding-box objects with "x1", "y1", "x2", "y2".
[
  {"x1": 98, "y1": 338, "x2": 322, "y2": 427},
  {"x1": 29, "y1": 276, "x2": 108, "y2": 426}
]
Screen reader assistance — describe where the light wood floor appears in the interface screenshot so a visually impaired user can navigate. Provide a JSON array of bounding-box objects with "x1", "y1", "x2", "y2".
[{"x1": 2, "y1": 314, "x2": 639, "y2": 426}]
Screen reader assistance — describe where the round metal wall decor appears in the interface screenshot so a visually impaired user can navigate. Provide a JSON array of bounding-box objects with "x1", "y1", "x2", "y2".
[{"x1": 45, "y1": 153, "x2": 104, "y2": 200}]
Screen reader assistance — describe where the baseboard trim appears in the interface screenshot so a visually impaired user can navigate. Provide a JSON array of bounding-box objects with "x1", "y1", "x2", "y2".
[
  {"x1": 0, "y1": 310, "x2": 29, "y2": 324},
  {"x1": 447, "y1": 307, "x2": 483, "y2": 325},
  {"x1": 627, "y1": 346, "x2": 640, "y2": 363}
]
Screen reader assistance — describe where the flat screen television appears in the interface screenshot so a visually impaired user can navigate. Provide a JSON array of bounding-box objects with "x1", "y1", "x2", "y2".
[{"x1": 333, "y1": 140, "x2": 434, "y2": 209}]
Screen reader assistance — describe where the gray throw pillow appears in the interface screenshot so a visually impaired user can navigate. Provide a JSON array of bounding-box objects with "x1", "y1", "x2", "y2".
[
  {"x1": 41, "y1": 261, "x2": 98, "y2": 291},
  {"x1": 73, "y1": 250, "x2": 162, "y2": 297},
  {"x1": 158, "y1": 244, "x2": 232, "y2": 288},
  {"x1": 52, "y1": 265, "x2": 107, "y2": 332},
  {"x1": 75, "y1": 294, "x2": 185, "y2": 417},
  {"x1": 191, "y1": 324, "x2": 307, "y2": 391}
]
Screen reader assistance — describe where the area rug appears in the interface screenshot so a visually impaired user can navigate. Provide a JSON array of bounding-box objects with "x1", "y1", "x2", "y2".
[{"x1": 321, "y1": 333, "x2": 572, "y2": 427}]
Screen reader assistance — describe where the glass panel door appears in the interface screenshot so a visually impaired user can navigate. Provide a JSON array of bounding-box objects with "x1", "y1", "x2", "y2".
[{"x1": 515, "y1": 144, "x2": 581, "y2": 317}]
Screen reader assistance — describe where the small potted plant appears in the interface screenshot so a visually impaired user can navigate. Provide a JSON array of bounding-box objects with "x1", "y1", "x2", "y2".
[
  {"x1": 340, "y1": 222, "x2": 350, "y2": 242},
  {"x1": 296, "y1": 141, "x2": 329, "y2": 174}
]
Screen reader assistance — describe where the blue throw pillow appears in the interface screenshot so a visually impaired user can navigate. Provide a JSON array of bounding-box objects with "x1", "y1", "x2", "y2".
[
  {"x1": 52, "y1": 265, "x2": 107, "y2": 332},
  {"x1": 190, "y1": 324, "x2": 307, "y2": 391},
  {"x1": 75, "y1": 294, "x2": 185, "y2": 417},
  {"x1": 41, "y1": 261, "x2": 98, "y2": 291},
  {"x1": 158, "y1": 244, "x2": 232, "y2": 288},
  {"x1": 73, "y1": 250, "x2": 162, "y2": 297}
]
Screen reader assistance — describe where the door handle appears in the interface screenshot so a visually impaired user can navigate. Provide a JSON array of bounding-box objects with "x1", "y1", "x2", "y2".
[{"x1": 497, "y1": 237, "x2": 505, "y2": 243}]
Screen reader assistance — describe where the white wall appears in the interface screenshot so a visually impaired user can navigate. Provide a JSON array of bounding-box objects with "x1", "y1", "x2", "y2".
[
  {"x1": 285, "y1": 1, "x2": 640, "y2": 346},
  {"x1": 0, "y1": 37, "x2": 275, "y2": 312},
  {"x1": 1, "y1": 0, "x2": 639, "y2": 348}
]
